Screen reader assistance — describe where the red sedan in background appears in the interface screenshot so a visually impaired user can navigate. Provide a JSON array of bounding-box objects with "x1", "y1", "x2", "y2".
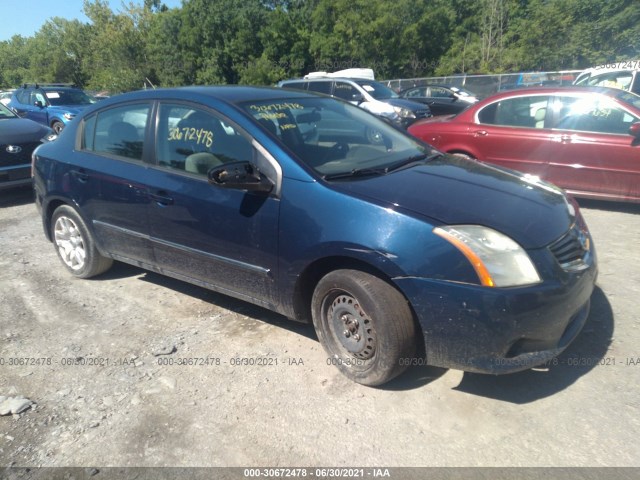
[{"x1": 408, "y1": 86, "x2": 640, "y2": 203}]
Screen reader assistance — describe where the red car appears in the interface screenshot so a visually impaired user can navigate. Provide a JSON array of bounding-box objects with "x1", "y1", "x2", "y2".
[{"x1": 408, "y1": 86, "x2": 640, "y2": 203}]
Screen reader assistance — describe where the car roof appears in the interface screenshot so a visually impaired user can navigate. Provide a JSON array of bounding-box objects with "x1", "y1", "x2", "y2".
[
  {"x1": 479, "y1": 85, "x2": 634, "y2": 101},
  {"x1": 97, "y1": 85, "x2": 317, "y2": 106}
]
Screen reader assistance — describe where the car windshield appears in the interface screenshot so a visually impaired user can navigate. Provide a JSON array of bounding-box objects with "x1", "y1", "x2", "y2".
[
  {"x1": 242, "y1": 97, "x2": 434, "y2": 179},
  {"x1": 354, "y1": 80, "x2": 399, "y2": 100},
  {"x1": 45, "y1": 89, "x2": 96, "y2": 106},
  {"x1": 616, "y1": 90, "x2": 640, "y2": 110},
  {"x1": 0, "y1": 102, "x2": 17, "y2": 118}
]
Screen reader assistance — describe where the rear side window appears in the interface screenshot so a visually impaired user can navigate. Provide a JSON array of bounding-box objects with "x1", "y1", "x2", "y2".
[
  {"x1": 307, "y1": 81, "x2": 332, "y2": 95},
  {"x1": 82, "y1": 104, "x2": 150, "y2": 160},
  {"x1": 478, "y1": 96, "x2": 550, "y2": 128}
]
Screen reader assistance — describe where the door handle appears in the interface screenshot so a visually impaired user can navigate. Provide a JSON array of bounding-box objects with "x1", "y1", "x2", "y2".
[
  {"x1": 70, "y1": 169, "x2": 89, "y2": 183},
  {"x1": 552, "y1": 134, "x2": 573, "y2": 144},
  {"x1": 474, "y1": 130, "x2": 488, "y2": 137},
  {"x1": 149, "y1": 191, "x2": 174, "y2": 206}
]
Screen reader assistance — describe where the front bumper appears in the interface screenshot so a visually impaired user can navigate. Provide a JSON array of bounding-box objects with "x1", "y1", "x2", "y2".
[{"x1": 395, "y1": 248, "x2": 597, "y2": 374}]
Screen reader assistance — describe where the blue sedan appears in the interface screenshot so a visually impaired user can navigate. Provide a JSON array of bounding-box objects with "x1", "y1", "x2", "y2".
[{"x1": 32, "y1": 86, "x2": 597, "y2": 386}]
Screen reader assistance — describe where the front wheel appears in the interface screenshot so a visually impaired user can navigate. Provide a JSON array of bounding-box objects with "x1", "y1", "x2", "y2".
[
  {"x1": 450, "y1": 152, "x2": 475, "y2": 161},
  {"x1": 51, "y1": 121, "x2": 64, "y2": 134},
  {"x1": 51, "y1": 205, "x2": 113, "y2": 278},
  {"x1": 312, "y1": 269, "x2": 416, "y2": 386}
]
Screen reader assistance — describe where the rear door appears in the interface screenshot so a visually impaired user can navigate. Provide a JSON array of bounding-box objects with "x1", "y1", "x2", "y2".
[
  {"x1": 544, "y1": 93, "x2": 640, "y2": 200},
  {"x1": 78, "y1": 102, "x2": 155, "y2": 264},
  {"x1": 471, "y1": 94, "x2": 554, "y2": 177}
]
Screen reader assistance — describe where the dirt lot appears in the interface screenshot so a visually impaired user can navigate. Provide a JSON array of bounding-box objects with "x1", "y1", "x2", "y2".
[{"x1": 1, "y1": 185, "x2": 639, "y2": 472}]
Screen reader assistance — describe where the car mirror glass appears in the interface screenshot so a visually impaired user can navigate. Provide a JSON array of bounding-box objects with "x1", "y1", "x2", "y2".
[{"x1": 208, "y1": 161, "x2": 273, "y2": 193}]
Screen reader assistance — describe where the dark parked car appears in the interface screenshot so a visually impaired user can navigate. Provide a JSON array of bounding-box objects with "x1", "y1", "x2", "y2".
[
  {"x1": 8, "y1": 83, "x2": 96, "y2": 134},
  {"x1": 408, "y1": 86, "x2": 640, "y2": 203},
  {"x1": 33, "y1": 86, "x2": 596, "y2": 385},
  {"x1": 399, "y1": 85, "x2": 480, "y2": 116},
  {"x1": 0, "y1": 102, "x2": 55, "y2": 190}
]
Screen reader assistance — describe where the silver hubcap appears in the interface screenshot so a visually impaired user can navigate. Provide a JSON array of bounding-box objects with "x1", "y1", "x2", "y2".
[
  {"x1": 328, "y1": 294, "x2": 376, "y2": 359},
  {"x1": 54, "y1": 216, "x2": 86, "y2": 270}
]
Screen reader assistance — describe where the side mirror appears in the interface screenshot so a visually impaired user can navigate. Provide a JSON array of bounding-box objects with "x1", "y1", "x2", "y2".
[
  {"x1": 208, "y1": 161, "x2": 273, "y2": 193},
  {"x1": 34, "y1": 100, "x2": 45, "y2": 108},
  {"x1": 351, "y1": 93, "x2": 365, "y2": 104},
  {"x1": 629, "y1": 122, "x2": 640, "y2": 139}
]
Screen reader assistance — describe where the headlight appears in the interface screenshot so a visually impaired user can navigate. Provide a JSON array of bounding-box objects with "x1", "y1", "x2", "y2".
[
  {"x1": 393, "y1": 106, "x2": 416, "y2": 119},
  {"x1": 433, "y1": 225, "x2": 541, "y2": 287},
  {"x1": 63, "y1": 112, "x2": 75, "y2": 120}
]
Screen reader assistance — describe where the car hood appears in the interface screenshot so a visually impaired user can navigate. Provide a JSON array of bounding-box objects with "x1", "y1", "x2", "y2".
[
  {"x1": 0, "y1": 117, "x2": 51, "y2": 143},
  {"x1": 332, "y1": 155, "x2": 573, "y2": 249}
]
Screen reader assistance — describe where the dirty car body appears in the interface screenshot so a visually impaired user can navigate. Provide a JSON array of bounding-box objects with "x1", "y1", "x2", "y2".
[{"x1": 32, "y1": 86, "x2": 597, "y2": 385}]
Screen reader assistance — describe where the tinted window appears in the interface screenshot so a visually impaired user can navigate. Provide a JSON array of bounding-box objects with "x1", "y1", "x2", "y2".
[
  {"x1": 87, "y1": 104, "x2": 149, "y2": 160},
  {"x1": 156, "y1": 104, "x2": 252, "y2": 176},
  {"x1": 333, "y1": 81, "x2": 359, "y2": 100},
  {"x1": 282, "y1": 81, "x2": 307, "y2": 91},
  {"x1": 478, "y1": 96, "x2": 550, "y2": 128},
  {"x1": 16, "y1": 89, "x2": 30, "y2": 104},
  {"x1": 554, "y1": 95, "x2": 640, "y2": 135},
  {"x1": 429, "y1": 87, "x2": 452, "y2": 98},
  {"x1": 404, "y1": 87, "x2": 426, "y2": 98},
  {"x1": 307, "y1": 81, "x2": 332, "y2": 95}
]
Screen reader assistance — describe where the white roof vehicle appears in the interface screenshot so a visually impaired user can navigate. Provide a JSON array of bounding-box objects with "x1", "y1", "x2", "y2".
[{"x1": 574, "y1": 61, "x2": 640, "y2": 95}]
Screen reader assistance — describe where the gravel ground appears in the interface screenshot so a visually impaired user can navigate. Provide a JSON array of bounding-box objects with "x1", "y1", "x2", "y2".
[{"x1": 0, "y1": 186, "x2": 639, "y2": 471}]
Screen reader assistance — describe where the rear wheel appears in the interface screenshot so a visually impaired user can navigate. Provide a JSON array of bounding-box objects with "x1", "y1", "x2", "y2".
[
  {"x1": 51, "y1": 205, "x2": 113, "y2": 278},
  {"x1": 311, "y1": 269, "x2": 416, "y2": 386}
]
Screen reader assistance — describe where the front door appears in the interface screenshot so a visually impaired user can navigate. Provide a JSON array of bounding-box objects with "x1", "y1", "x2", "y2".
[
  {"x1": 545, "y1": 94, "x2": 640, "y2": 201},
  {"x1": 146, "y1": 103, "x2": 280, "y2": 307}
]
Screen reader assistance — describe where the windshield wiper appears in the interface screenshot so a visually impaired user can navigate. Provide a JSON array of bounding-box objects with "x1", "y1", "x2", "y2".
[
  {"x1": 323, "y1": 167, "x2": 387, "y2": 181},
  {"x1": 384, "y1": 152, "x2": 442, "y2": 173},
  {"x1": 323, "y1": 152, "x2": 442, "y2": 181}
]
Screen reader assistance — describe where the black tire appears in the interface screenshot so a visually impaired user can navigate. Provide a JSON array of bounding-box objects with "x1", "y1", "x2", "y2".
[
  {"x1": 51, "y1": 205, "x2": 113, "y2": 278},
  {"x1": 311, "y1": 269, "x2": 416, "y2": 386},
  {"x1": 51, "y1": 121, "x2": 64, "y2": 134}
]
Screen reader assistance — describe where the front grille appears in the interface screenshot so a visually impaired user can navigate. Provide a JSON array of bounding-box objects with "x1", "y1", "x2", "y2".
[
  {"x1": 0, "y1": 142, "x2": 40, "y2": 167},
  {"x1": 415, "y1": 109, "x2": 431, "y2": 119},
  {"x1": 549, "y1": 224, "x2": 590, "y2": 271}
]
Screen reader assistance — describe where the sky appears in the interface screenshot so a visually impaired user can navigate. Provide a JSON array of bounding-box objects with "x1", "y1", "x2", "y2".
[{"x1": 0, "y1": 0, "x2": 183, "y2": 41}]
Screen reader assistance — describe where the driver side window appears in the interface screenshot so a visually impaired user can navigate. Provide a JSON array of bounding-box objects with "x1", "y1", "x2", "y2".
[{"x1": 156, "y1": 104, "x2": 252, "y2": 177}]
